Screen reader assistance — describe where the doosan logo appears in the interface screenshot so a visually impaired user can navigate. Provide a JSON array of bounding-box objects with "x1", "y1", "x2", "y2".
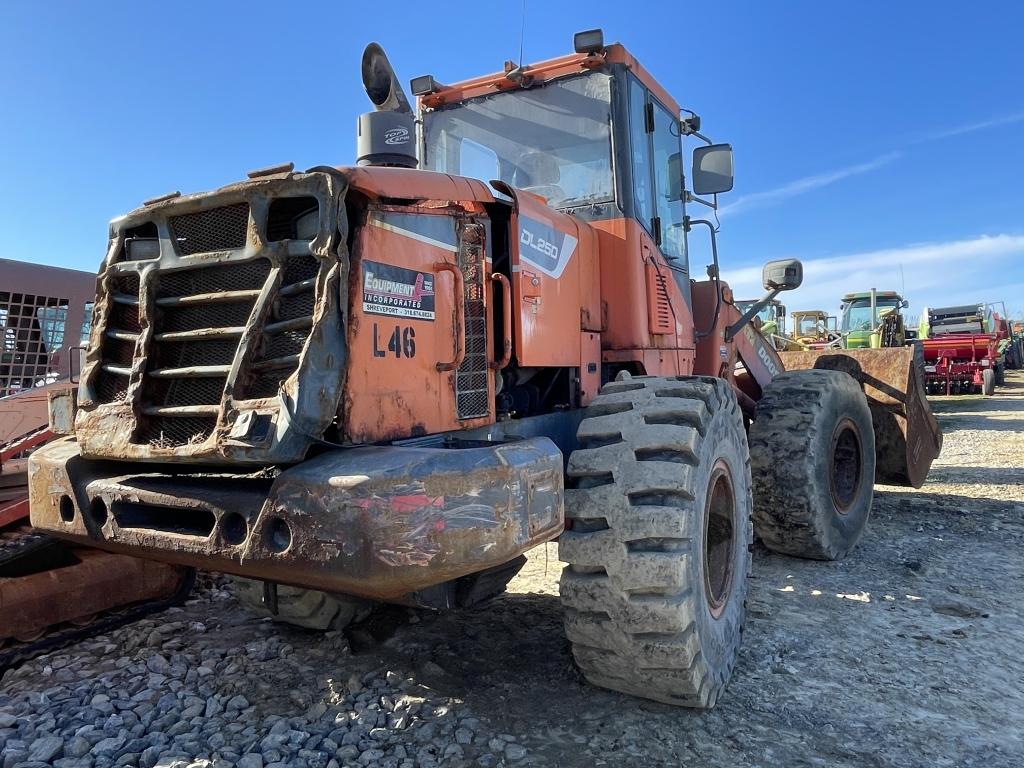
[{"x1": 384, "y1": 127, "x2": 410, "y2": 146}]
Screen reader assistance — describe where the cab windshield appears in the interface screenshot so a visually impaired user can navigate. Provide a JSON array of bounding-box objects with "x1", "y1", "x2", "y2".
[
  {"x1": 843, "y1": 299, "x2": 899, "y2": 332},
  {"x1": 797, "y1": 316, "x2": 821, "y2": 336},
  {"x1": 422, "y1": 73, "x2": 614, "y2": 210},
  {"x1": 736, "y1": 301, "x2": 776, "y2": 326}
]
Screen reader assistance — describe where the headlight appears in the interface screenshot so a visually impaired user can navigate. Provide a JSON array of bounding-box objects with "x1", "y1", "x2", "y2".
[{"x1": 125, "y1": 237, "x2": 161, "y2": 260}]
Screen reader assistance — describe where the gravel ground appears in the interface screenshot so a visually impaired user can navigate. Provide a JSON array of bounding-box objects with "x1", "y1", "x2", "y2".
[{"x1": 2, "y1": 372, "x2": 1022, "y2": 768}]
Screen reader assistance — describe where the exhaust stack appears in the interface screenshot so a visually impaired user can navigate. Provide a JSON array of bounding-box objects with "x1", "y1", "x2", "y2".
[{"x1": 357, "y1": 43, "x2": 417, "y2": 168}]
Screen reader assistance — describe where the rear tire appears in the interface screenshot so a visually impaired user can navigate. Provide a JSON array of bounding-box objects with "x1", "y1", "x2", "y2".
[
  {"x1": 558, "y1": 375, "x2": 752, "y2": 708},
  {"x1": 233, "y1": 578, "x2": 373, "y2": 630},
  {"x1": 982, "y1": 367, "x2": 995, "y2": 395},
  {"x1": 749, "y1": 369, "x2": 875, "y2": 560}
]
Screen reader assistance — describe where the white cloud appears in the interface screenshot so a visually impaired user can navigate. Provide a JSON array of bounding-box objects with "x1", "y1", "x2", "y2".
[
  {"x1": 716, "y1": 110, "x2": 1023, "y2": 219},
  {"x1": 910, "y1": 111, "x2": 1024, "y2": 143},
  {"x1": 717, "y1": 152, "x2": 900, "y2": 217},
  {"x1": 722, "y1": 234, "x2": 1024, "y2": 320}
]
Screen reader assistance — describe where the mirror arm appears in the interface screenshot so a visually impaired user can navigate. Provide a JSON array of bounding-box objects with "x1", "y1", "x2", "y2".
[
  {"x1": 687, "y1": 129, "x2": 714, "y2": 146},
  {"x1": 685, "y1": 191, "x2": 717, "y2": 210},
  {"x1": 688, "y1": 217, "x2": 723, "y2": 341},
  {"x1": 725, "y1": 287, "x2": 783, "y2": 342}
]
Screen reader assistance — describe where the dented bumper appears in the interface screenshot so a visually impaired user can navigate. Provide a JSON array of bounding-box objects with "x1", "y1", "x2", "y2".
[{"x1": 29, "y1": 437, "x2": 564, "y2": 600}]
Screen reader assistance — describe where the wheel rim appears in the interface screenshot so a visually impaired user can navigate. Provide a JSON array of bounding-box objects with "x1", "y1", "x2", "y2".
[
  {"x1": 829, "y1": 418, "x2": 863, "y2": 514},
  {"x1": 704, "y1": 461, "x2": 736, "y2": 619}
]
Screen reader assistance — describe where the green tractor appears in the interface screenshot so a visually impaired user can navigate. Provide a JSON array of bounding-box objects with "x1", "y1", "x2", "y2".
[{"x1": 840, "y1": 289, "x2": 909, "y2": 349}]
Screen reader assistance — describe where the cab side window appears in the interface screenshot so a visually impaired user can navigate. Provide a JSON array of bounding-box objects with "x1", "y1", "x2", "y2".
[
  {"x1": 628, "y1": 79, "x2": 654, "y2": 229},
  {"x1": 628, "y1": 78, "x2": 686, "y2": 261},
  {"x1": 651, "y1": 102, "x2": 685, "y2": 260}
]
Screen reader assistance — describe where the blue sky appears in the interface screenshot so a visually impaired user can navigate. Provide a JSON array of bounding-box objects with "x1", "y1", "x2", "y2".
[{"x1": 2, "y1": 1, "x2": 1022, "y2": 319}]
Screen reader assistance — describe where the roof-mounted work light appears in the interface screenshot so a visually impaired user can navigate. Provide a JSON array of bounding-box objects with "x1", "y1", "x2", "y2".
[{"x1": 573, "y1": 28, "x2": 605, "y2": 54}]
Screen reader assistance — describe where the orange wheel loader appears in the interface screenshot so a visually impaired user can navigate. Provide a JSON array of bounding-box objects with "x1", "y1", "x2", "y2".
[{"x1": 27, "y1": 30, "x2": 941, "y2": 707}]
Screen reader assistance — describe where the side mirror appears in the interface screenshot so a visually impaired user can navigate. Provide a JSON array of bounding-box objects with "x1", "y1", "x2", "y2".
[
  {"x1": 667, "y1": 152, "x2": 683, "y2": 202},
  {"x1": 776, "y1": 304, "x2": 786, "y2": 319},
  {"x1": 762, "y1": 259, "x2": 803, "y2": 292},
  {"x1": 901, "y1": 299, "x2": 909, "y2": 309},
  {"x1": 692, "y1": 143, "x2": 734, "y2": 196}
]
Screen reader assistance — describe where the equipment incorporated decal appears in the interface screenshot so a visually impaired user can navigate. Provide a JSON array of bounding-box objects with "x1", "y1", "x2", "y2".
[
  {"x1": 518, "y1": 215, "x2": 578, "y2": 279},
  {"x1": 362, "y1": 261, "x2": 436, "y2": 321}
]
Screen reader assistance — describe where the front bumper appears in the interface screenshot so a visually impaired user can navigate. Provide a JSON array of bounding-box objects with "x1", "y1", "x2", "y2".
[{"x1": 29, "y1": 437, "x2": 563, "y2": 600}]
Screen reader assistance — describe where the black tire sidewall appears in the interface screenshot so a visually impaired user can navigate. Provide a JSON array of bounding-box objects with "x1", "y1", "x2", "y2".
[
  {"x1": 692, "y1": 403, "x2": 752, "y2": 674},
  {"x1": 983, "y1": 368, "x2": 996, "y2": 394},
  {"x1": 809, "y1": 384, "x2": 875, "y2": 551}
]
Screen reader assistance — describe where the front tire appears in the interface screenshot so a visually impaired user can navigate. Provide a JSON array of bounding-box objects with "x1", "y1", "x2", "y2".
[
  {"x1": 233, "y1": 578, "x2": 373, "y2": 630},
  {"x1": 558, "y1": 376, "x2": 752, "y2": 708},
  {"x1": 748, "y1": 369, "x2": 875, "y2": 560}
]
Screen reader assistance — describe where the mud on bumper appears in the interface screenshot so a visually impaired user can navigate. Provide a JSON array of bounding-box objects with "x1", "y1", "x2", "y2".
[{"x1": 29, "y1": 437, "x2": 563, "y2": 600}]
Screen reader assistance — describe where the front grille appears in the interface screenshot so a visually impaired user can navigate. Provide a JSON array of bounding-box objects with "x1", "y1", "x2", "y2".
[
  {"x1": 169, "y1": 203, "x2": 250, "y2": 256},
  {"x1": 86, "y1": 184, "x2": 335, "y2": 457},
  {"x1": 140, "y1": 416, "x2": 219, "y2": 449},
  {"x1": 455, "y1": 226, "x2": 489, "y2": 420}
]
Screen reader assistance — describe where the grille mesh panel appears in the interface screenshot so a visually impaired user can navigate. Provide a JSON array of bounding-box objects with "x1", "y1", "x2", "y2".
[
  {"x1": 455, "y1": 232, "x2": 489, "y2": 420},
  {"x1": 140, "y1": 416, "x2": 218, "y2": 448},
  {"x1": 108, "y1": 302, "x2": 141, "y2": 333},
  {"x1": 263, "y1": 330, "x2": 307, "y2": 360},
  {"x1": 111, "y1": 273, "x2": 140, "y2": 296},
  {"x1": 282, "y1": 255, "x2": 320, "y2": 286},
  {"x1": 147, "y1": 377, "x2": 227, "y2": 407},
  {"x1": 169, "y1": 204, "x2": 250, "y2": 256},
  {"x1": 159, "y1": 301, "x2": 254, "y2": 333},
  {"x1": 277, "y1": 292, "x2": 314, "y2": 322},
  {"x1": 158, "y1": 259, "x2": 270, "y2": 297},
  {"x1": 244, "y1": 374, "x2": 286, "y2": 400},
  {"x1": 154, "y1": 339, "x2": 238, "y2": 368},
  {"x1": 96, "y1": 373, "x2": 128, "y2": 404},
  {"x1": 101, "y1": 337, "x2": 136, "y2": 365}
]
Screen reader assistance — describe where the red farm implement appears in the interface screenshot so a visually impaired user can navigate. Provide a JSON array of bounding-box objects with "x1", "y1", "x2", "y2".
[{"x1": 921, "y1": 333, "x2": 999, "y2": 395}]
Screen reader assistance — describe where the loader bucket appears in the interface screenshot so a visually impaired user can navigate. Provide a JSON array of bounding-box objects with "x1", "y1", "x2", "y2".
[{"x1": 779, "y1": 347, "x2": 942, "y2": 488}]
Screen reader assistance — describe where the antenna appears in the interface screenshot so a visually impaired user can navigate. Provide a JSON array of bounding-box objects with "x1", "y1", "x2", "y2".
[
  {"x1": 519, "y1": 0, "x2": 527, "y2": 68},
  {"x1": 899, "y1": 264, "x2": 905, "y2": 297}
]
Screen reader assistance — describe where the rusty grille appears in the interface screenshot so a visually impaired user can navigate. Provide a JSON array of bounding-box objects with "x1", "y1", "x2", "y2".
[
  {"x1": 169, "y1": 204, "x2": 250, "y2": 256},
  {"x1": 139, "y1": 416, "x2": 219, "y2": 449},
  {"x1": 92, "y1": 271, "x2": 142, "y2": 404},
  {"x1": 239, "y1": 255, "x2": 321, "y2": 400},
  {"x1": 455, "y1": 230, "x2": 489, "y2": 420}
]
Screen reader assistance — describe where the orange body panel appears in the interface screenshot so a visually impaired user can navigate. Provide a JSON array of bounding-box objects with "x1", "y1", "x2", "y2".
[
  {"x1": 589, "y1": 218, "x2": 695, "y2": 377},
  {"x1": 342, "y1": 205, "x2": 493, "y2": 442},
  {"x1": 509, "y1": 191, "x2": 599, "y2": 368},
  {"x1": 345, "y1": 166, "x2": 495, "y2": 206}
]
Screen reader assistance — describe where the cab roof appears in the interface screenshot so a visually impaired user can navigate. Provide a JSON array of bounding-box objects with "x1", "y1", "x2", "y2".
[
  {"x1": 842, "y1": 291, "x2": 903, "y2": 301},
  {"x1": 417, "y1": 42, "x2": 680, "y2": 116}
]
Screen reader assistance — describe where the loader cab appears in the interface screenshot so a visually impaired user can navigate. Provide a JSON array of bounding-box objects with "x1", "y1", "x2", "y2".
[{"x1": 415, "y1": 38, "x2": 692, "y2": 265}]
